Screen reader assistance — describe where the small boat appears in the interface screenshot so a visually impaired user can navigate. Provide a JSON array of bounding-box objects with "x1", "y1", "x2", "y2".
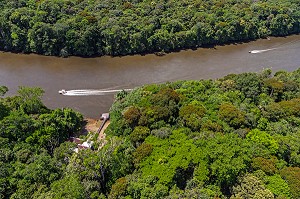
[
  {"x1": 59, "y1": 89, "x2": 66, "y2": 94},
  {"x1": 249, "y1": 48, "x2": 276, "y2": 54}
]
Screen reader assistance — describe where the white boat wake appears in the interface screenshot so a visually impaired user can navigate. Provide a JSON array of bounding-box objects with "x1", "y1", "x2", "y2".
[
  {"x1": 249, "y1": 48, "x2": 277, "y2": 54},
  {"x1": 249, "y1": 38, "x2": 300, "y2": 54},
  {"x1": 59, "y1": 89, "x2": 132, "y2": 96}
]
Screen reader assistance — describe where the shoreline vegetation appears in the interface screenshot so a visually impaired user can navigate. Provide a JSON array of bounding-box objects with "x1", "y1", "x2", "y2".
[
  {"x1": 0, "y1": 0, "x2": 300, "y2": 57},
  {"x1": 1, "y1": 68, "x2": 300, "y2": 198}
]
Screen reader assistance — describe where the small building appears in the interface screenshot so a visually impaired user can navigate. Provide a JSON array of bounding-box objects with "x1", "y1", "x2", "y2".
[{"x1": 78, "y1": 140, "x2": 94, "y2": 149}]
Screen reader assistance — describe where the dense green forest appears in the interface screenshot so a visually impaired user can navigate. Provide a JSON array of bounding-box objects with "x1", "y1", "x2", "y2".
[
  {"x1": 1, "y1": 68, "x2": 300, "y2": 198},
  {"x1": 0, "y1": 0, "x2": 300, "y2": 57},
  {"x1": 0, "y1": 86, "x2": 84, "y2": 199}
]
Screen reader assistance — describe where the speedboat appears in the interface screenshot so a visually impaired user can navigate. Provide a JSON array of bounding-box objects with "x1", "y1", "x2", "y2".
[
  {"x1": 249, "y1": 48, "x2": 276, "y2": 54},
  {"x1": 59, "y1": 89, "x2": 66, "y2": 94}
]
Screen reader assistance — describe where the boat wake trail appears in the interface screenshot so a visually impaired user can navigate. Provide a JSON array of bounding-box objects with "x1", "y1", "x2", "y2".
[
  {"x1": 59, "y1": 89, "x2": 132, "y2": 96},
  {"x1": 249, "y1": 38, "x2": 300, "y2": 54},
  {"x1": 249, "y1": 48, "x2": 277, "y2": 54}
]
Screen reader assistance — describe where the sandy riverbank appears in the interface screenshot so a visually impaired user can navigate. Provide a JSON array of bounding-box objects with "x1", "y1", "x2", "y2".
[{"x1": 79, "y1": 118, "x2": 110, "y2": 142}]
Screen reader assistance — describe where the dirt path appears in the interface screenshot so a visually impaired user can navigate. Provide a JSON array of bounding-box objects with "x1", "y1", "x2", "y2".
[{"x1": 80, "y1": 118, "x2": 101, "y2": 135}]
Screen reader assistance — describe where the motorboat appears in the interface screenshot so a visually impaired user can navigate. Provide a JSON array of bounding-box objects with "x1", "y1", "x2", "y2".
[
  {"x1": 59, "y1": 89, "x2": 67, "y2": 94},
  {"x1": 249, "y1": 50, "x2": 262, "y2": 53},
  {"x1": 249, "y1": 48, "x2": 277, "y2": 54}
]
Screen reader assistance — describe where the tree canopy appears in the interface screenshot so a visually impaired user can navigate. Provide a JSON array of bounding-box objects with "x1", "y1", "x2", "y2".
[
  {"x1": 0, "y1": 0, "x2": 300, "y2": 57},
  {"x1": 1, "y1": 68, "x2": 300, "y2": 198}
]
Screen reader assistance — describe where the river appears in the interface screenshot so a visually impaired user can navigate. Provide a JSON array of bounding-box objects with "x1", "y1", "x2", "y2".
[{"x1": 0, "y1": 35, "x2": 299, "y2": 118}]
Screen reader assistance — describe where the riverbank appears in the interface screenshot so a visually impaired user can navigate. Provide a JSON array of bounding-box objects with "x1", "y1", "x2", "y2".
[
  {"x1": 80, "y1": 118, "x2": 100, "y2": 134},
  {"x1": 0, "y1": 34, "x2": 298, "y2": 59},
  {"x1": 79, "y1": 118, "x2": 109, "y2": 139},
  {"x1": 1, "y1": 0, "x2": 300, "y2": 57}
]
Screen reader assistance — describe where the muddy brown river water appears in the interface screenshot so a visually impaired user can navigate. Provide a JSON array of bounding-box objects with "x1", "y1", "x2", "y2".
[{"x1": 0, "y1": 35, "x2": 299, "y2": 118}]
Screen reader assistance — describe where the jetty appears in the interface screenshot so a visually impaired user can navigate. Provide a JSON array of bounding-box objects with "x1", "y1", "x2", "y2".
[{"x1": 97, "y1": 113, "x2": 110, "y2": 134}]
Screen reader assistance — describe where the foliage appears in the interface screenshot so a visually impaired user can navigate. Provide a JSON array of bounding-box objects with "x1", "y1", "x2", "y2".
[
  {"x1": 104, "y1": 69, "x2": 300, "y2": 198},
  {"x1": 48, "y1": 174, "x2": 85, "y2": 199},
  {"x1": 140, "y1": 129, "x2": 198, "y2": 186},
  {"x1": 230, "y1": 174, "x2": 274, "y2": 199},
  {"x1": 0, "y1": 86, "x2": 8, "y2": 96},
  {"x1": 179, "y1": 101, "x2": 206, "y2": 131},
  {"x1": 10, "y1": 151, "x2": 60, "y2": 198},
  {"x1": 0, "y1": 102, "x2": 9, "y2": 120},
  {"x1": 166, "y1": 184, "x2": 222, "y2": 199},
  {"x1": 25, "y1": 108, "x2": 83, "y2": 154},
  {"x1": 251, "y1": 157, "x2": 278, "y2": 175},
  {"x1": 2, "y1": 69, "x2": 300, "y2": 198},
  {"x1": 0, "y1": 110, "x2": 35, "y2": 142},
  {"x1": 130, "y1": 126, "x2": 150, "y2": 146},
  {"x1": 17, "y1": 86, "x2": 46, "y2": 114},
  {"x1": 133, "y1": 143, "x2": 153, "y2": 166},
  {"x1": 264, "y1": 98, "x2": 300, "y2": 121},
  {"x1": 280, "y1": 167, "x2": 300, "y2": 199},
  {"x1": 123, "y1": 106, "x2": 141, "y2": 127},
  {"x1": 0, "y1": 86, "x2": 83, "y2": 198},
  {"x1": 275, "y1": 132, "x2": 300, "y2": 167},
  {"x1": 265, "y1": 174, "x2": 291, "y2": 199},
  {"x1": 200, "y1": 133, "x2": 252, "y2": 190},
  {"x1": 232, "y1": 72, "x2": 263, "y2": 102},
  {"x1": 1, "y1": 0, "x2": 299, "y2": 57},
  {"x1": 108, "y1": 177, "x2": 128, "y2": 199},
  {"x1": 151, "y1": 127, "x2": 172, "y2": 139},
  {"x1": 246, "y1": 129, "x2": 279, "y2": 154},
  {"x1": 218, "y1": 103, "x2": 245, "y2": 129},
  {"x1": 126, "y1": 174, "x2": 169, "y2": 199}
]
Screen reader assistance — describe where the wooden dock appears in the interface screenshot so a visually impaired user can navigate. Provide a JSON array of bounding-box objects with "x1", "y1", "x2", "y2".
[{"x1": 97, "y1": 113, "x2": 109, "y2": 134}]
